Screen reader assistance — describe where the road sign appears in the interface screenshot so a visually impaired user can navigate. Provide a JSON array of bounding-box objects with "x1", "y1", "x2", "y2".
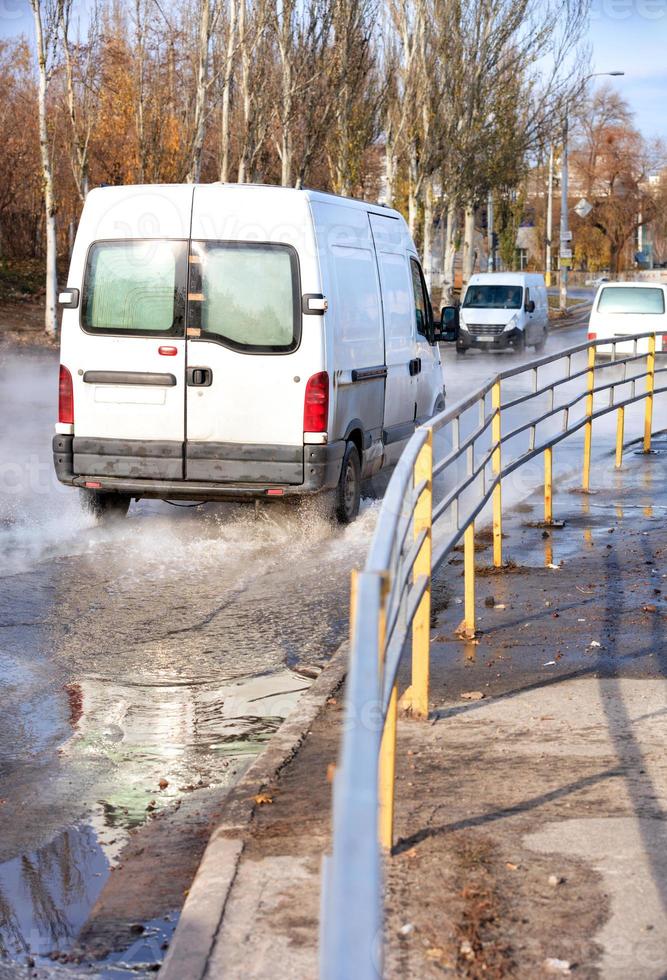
[
  {"x1": 559, "y1": 247, "x2": 573, "y2": 259},
  {"x1": 560, "y1": 231, "x2": 572, "y2": 242},
  {"x1": 560, "y1": 257, "x2": 572, "y2": 269},
  {"x1": 574, "y1": 198, "x2": 593, "y2": 219}
]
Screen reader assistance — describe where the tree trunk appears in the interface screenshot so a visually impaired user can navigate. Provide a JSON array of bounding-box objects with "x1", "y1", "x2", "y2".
[
  {"x1": 186, "y1": 0, "x2": 212, "y2": 184},
  {"x1": 134, "y1": 0, "x2": 147, "y2": 182},
  {"x1": 408, "y1": 145, "x2": 420, "y2": 241},
  {"x1": 422, "y1": 178, "x2": 434, "y2": 292},
  {"x1": 384, "y1": 138, "x2": 395, "y2": 207},
  {"x1": 462, "y1": 204, "x2": 476, "y2": 284},
  {"x1": 31, "y1": 0, "x2": 58, "y2": 337},
  {"x1": 219, "y1": 0, "x2": 237, "y2": 183},
  {"x1": 442, "y1": 200, "x2": 458, "y2": 302}
]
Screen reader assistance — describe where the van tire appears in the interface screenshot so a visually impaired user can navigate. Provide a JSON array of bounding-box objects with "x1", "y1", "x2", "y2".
[
  {"x1": 80, "y1": 489, "x2": 131, "y2": 523},
  {"x1": 335, "y1": 442, "x2": 361, "y2": 524},
  {"x1": 514, "y1": 332, "x2": 526, "y2": 354}
]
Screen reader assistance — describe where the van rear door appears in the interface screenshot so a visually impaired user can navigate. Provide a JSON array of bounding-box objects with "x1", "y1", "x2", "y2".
[
  {"x1": 183, "y1": 239, "x2": 306, "y2": 485},
  {"x1": 71, "y1": 238, "x2": 188, "y2": 480}
]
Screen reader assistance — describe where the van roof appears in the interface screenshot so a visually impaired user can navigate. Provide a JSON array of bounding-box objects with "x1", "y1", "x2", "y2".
[
  {"x1": 87, "y1": 182, "x2": 404, "y2": 222},
  {"x1": 467, "y1": 272, "x2": 545, "y2": 285}
]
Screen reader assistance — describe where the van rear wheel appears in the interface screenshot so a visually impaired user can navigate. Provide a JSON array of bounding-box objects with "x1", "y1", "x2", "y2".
[
  {"x1": 335, "y1": 442, "x2": 361, "y2": 524},
  {"x1": 80, "y1": 489, "x2": 131, "y2": 523}
]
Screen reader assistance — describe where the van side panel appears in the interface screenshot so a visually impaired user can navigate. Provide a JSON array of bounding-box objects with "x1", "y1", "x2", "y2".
[{"x1": 311, "y1": 202, "x2": 384, "y2": 475}]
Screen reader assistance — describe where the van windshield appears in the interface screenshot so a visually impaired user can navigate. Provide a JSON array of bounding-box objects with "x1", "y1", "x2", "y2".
[
  {"x1": 463, "y1": 284, "x2": 523, "y2": 310},
  {"x1": 597, "y1": 287, "x2": 665, "y2": 315},
  {"x1": 82, "y1": 240, "x2": 187, "y2": 336},
  {"x1": 189, "y1": 241, "x2": 300, "y2": 353}
]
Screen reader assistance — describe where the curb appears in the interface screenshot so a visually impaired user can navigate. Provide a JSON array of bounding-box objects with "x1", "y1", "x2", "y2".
[{"x1": 158, "y1": 641, "x2": 349, "y2": 980}]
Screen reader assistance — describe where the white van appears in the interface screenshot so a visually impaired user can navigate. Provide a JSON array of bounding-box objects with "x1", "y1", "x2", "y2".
[
  {"x1": 53, "y1": 184, "x2": 445, "y2": 523},
  {"x1": 588, "y1": 281, "x2": 667, "y2": 354},
  {"x1": 452, "y1": 272, "x2": 549, "y2": 353}
]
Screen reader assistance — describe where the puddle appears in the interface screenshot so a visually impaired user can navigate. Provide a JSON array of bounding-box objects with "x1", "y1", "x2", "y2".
[{"x1": 0, "y1": 667, "x2": 310, "y2": 973}]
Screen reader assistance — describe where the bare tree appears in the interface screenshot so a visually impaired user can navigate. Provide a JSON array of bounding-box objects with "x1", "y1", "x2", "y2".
[
  {"x1": 59, "y1": 0, "x2": 101, "y2": 201},
  {"x1": 186, "y1": 0, "x2": 221, "y2": 183},
  {"x1": 30, "y1": 0, "x2": 63, "y2": 336}
]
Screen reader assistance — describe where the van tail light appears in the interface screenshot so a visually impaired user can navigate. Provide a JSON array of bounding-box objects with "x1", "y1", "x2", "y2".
[
  {"x1": 58, "y1": 365, "x2": 74, "y2": 424},
  {"x1": 587, "y1": 332, "x2": 597, "y2": 341},
  {"x1": 303, "y1": 371, "x2": 329, "y2": 433},
  {"x1": 661, "y1": 335, "x2": 667, "y2": 350}
]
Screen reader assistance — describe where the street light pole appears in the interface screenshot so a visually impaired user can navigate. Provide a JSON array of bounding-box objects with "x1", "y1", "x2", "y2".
[
  {"x1": 558, "y1": 70, "x2": 625, "y2": 311},
  {"x1": 546, "y1": 146, "x2": 554, "y2": 287},
  {"x1": 559, "y1": 117, "x2": 569, "y2": 310}
]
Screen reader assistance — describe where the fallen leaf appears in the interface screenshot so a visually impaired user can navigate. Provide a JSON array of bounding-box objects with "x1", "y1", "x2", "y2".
[
  {"x1": 460, "y1": 691, "x2": 485, "y2": 701},
  {"x1": 158, "y1": 778, "x2": 169, "y2": 790},
  {"x1": 254, "y1": 793, "x2": 273, "y2": 805}
]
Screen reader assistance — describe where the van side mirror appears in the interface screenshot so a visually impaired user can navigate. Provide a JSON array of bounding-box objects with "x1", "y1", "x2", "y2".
[
  {"x1": 59, "y1": 288, "x2": 80, "y2": 309},
  {"x1": 439, "y1": 306, "x2": 459, "y2": 341},
  {"x1": 526, "y1": 299, "x2": 535, "y2": 313}
]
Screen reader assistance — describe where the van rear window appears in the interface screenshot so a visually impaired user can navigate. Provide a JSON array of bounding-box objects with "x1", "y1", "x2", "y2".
[
  {"x1": 597, "y1": 287, "x2": 665, "y2": 315},
  {"x1": 82, "y1": 240, "x2": 187, "y2": 336},
  {"x1": 188, "y1": 242, "x2": 300, "y2": 353}
]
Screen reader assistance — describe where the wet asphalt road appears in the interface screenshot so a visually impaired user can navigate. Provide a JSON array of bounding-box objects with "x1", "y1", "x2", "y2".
[{"x1": 7, "y1": 293, "x2": 662, "y2": 974}]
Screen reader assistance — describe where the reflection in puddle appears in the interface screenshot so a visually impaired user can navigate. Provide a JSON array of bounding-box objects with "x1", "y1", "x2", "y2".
[{"x1": 0, "y1": 825, "x2": 107, "y2": 959}]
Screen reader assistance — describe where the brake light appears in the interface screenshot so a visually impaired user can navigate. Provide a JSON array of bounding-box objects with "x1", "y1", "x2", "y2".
[
  {"x1": 58, "y1": 365, "x2": 74, "y2": 424},
  {"x1": 304, "y1": 371, "x2": 329, "y2": 433},
  {"x1": 662, "y1": 335, "x2": 667, "y2": 349},
  {"x1": 587, "y1": 332, "x2": 597, "y2": 341},
  {"x1": 266, "y1": 488, "x2": 284, "y2": 496}
]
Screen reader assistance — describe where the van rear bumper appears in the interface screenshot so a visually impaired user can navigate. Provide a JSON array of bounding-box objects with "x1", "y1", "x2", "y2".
[{"x1": 52, "y1": 435, "x2": 345, "y2": 499}]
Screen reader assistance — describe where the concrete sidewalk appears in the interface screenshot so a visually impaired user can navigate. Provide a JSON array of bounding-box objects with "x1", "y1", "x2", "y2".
[{"x1": 163, "y1": 439, "x2": 667, "y2": 979}]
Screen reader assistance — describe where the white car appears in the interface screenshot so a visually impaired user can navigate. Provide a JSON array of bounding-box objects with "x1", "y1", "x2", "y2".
[
  {"x1": 53, "y1": 183, "x2": 445, "y2": 523},
  {"x1": 587, "y1": 281, "x2": 667, "y2": 355}
]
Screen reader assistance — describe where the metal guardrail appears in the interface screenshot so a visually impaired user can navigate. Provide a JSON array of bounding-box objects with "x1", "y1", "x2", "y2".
[{"x1": 320, "y1": 332, "x2": 666, "y2": 980}]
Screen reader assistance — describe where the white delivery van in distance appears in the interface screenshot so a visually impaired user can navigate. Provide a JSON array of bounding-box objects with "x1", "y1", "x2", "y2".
[
  {"x1": 587, "y1": 280, "x2": 667, "y2": 355},
  {"x1": 451, "y1": 272, "x2": 549, "y2": 354},
  {"x1": 54, "y1": 184, "x2": 445, "y2": 523}
]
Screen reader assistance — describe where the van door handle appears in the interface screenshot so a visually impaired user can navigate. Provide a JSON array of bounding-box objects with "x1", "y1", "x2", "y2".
[
  {"x1": 187, "y1": 366, "x2": 213, "y2": 387},
  {"x1": 409, "y1": 358, "x2": 421, "y2": 376}
]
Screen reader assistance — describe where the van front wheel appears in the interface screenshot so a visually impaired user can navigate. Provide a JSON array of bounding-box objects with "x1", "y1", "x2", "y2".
[
  {"x1": 80, "y1": 489, "x2": 131, "y2": 523},
  {"x1": 335, "y1": 442, "x2": 361, "y2": 524}
]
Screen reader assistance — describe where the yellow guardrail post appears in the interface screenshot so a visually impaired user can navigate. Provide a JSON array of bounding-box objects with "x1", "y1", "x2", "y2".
[
  {"x1": 544, "y1": 446, "x2": 553, "y2": 524},
  {"x1": 411, "y1": 429, "x2": 433, "y2": 720},
  {"x1": 644, "y1": 334, "x2": 656, "y2": 453},
  {"x1": 615, "y1": 406, "x2": 625, "y2": 469},
  {"x1": 377, "y1": 572, "x2": 395, "y2": 851},
  {"x1": 491, "y1": 381, "x2": 503, "y2": 568},
  {"x1": 464, "y1": 521, "x2": 476, "y2": 637},
  {"x1": 582, "y1": 344, "x2": 596, "y2": 491}
]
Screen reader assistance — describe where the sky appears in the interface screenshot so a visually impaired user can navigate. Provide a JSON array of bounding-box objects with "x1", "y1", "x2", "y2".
[
  {"x1": 588, "y1": 0, "x2": 667, "y2": 143},
  {"x1": 0, "y1": 0, "x2": 666, "y2": 144}
]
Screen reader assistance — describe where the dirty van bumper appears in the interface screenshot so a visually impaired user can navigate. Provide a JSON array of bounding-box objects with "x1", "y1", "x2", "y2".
[
  {"x1": 52, "y1": 436, "x2": 345, "y2": 500},
  {"x1": 457, "y1": 327, "x2": 523, "y2": 352}
]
